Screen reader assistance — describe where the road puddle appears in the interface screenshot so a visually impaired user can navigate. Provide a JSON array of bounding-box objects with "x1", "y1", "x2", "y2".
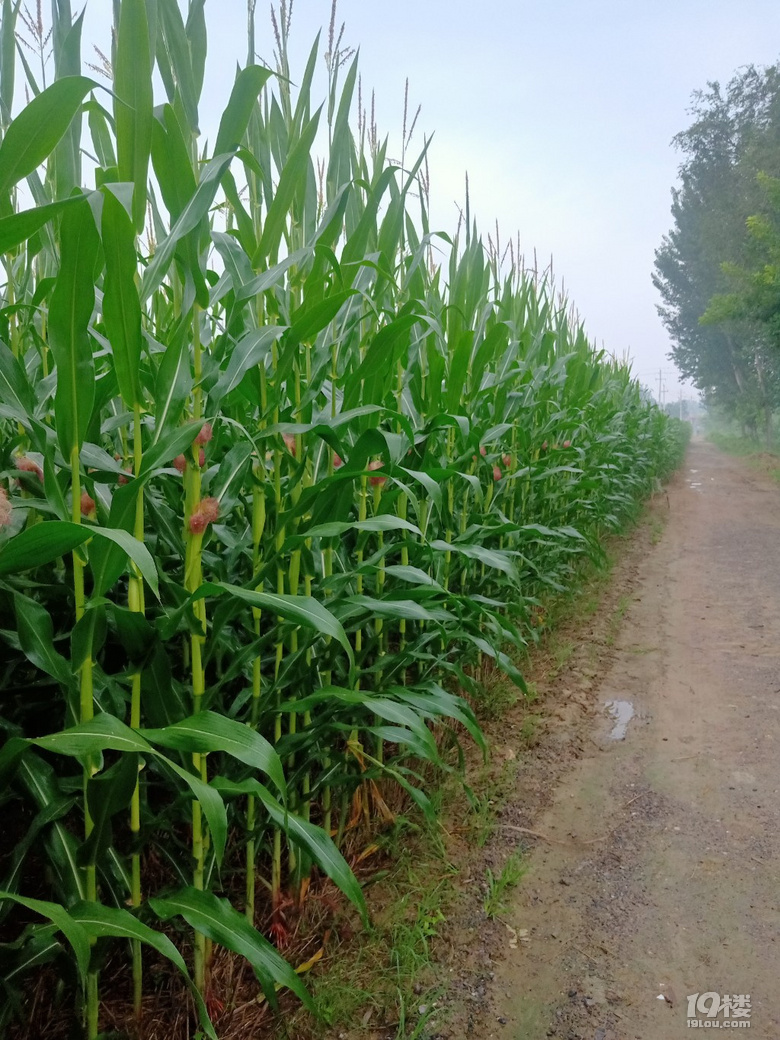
[{"x1": 605, "y1": 699, "x2": 635, "y2": 740}]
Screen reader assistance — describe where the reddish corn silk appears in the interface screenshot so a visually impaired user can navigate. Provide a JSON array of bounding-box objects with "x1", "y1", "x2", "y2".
[
  {"x1": 541, "y1": 441, "x2": 548, "y2": 451},
  {"x1": 502, "y1": 453, "x2": 512, "y2": 467},
  {"x1": 198, "y1": 448, "x2": 206, "y2": 468},
  {"x1": 480, "y1": 445, "x2": 487, "y2": 456},
  {"x1": 282, "y1": 433, "x2": 296, "y2": 456},
  {"x1": 368, "y1": 459, "x2": 386, "y2": 486},
  {"x1": 0, "y1": 487, "x2": 11, "y2": 528},
  {"x1": 189, "y1": 497, "x2": 220, "y2": 534},
  {"x1": 333, "y1": 453, "x2": 344, "y2": 468},
  {"x1": 16, "y1": 456, "x2": 43, "y2": 481},
  {"x1": 563, "y1": 440, "x2": 571, "y2": 448},
  {"x1": 80, "y1": 492, "x2": 96, "y2": 518},
  {"x1": 492, "y1": 465, "x2": 502, "y2": 481},
  {"x1": 173, "y1": 454, "x2": 187, "y2": 474},
  {"x1": 194, "y1": 422, "x2": 213, "y2": 446}
]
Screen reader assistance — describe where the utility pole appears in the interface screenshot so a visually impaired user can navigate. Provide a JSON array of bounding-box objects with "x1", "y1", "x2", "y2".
[{"x1": 658, "y1": 368, "x2": 663, "y2": 408}]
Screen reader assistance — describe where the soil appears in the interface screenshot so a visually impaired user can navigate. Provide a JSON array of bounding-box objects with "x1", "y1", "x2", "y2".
[{"x1": 432, "y1": 440, "x2": 780, "y2": 1040}]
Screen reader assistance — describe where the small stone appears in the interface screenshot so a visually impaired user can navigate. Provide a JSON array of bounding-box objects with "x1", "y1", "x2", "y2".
[
  {"x1": 568, "y1": 990, "x2": 578, "y2": 998},
  {"x1": 419, "y1": 1005, "x2": 428, "y2": 1015}
]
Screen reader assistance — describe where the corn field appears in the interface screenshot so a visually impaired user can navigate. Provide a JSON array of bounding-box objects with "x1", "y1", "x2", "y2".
[{"x1": 0, "y1": 1, "x2": 687, "y2": 1037}]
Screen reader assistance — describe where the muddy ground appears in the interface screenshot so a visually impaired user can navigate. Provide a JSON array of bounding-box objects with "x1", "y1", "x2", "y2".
[{"x1": 429, "y1": 441, "x2": 780, "y2": 1040}]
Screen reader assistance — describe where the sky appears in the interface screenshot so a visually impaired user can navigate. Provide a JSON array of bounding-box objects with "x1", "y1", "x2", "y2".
[{"x1": 69, "y1": 1, "x2": 780, "y2": 401}]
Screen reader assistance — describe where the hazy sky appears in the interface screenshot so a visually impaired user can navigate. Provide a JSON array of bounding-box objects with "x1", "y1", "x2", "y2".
[{"x1": 72, "y1": 1, "x2": 780, "y2": 400}]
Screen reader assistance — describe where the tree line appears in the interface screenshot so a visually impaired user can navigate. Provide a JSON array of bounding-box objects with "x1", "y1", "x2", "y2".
[{"x1": 654, "y1": 62, "x2": 780, "y2": 443}]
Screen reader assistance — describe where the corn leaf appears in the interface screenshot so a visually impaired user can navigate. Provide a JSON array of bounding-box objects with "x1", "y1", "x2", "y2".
[
  {"x1": 0, "y1": 75, "x2": 96, "y2": 197},
  {"x1": 150, "y1": 887, "x2": 312, "y2": 1008}
]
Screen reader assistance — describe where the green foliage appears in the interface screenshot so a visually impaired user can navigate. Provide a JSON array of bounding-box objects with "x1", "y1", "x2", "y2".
[
  {"x1": 0, "y1": 1, "x2": 683, "y2": 1036},
  {"x1": 655, "y1": 63, "x2": 780, "y2": 440},
  {"x1": 483, "y1": 849, "x2": 529, "y2": 919}
]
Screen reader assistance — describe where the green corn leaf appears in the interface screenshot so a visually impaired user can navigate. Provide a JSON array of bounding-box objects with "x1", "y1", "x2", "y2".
[
  {"x1": 390, "y1": 683, "x2": 487, "y2": 755},
  {"x1": 149, "y1": 887, "x2": 312, "y2": 1008},
  {"x1": 291, "y1": 514, "x2": 423, "y2": 542},
  {"x1": 148, "y1": 103, "x2": 211, "y2": 306},
  {"x1": 2, "y1": 926, "x2": 63, "y2": 984},
  {"x1": 51, "y1": 11, "x2": 85, "y2": 200},
  {"x1": 446, "y1": 329, "x2": 475, "y2": 411},
  {"x1": 48, "y1": 199, "x2": 100, "y2": 459},
  {"x1": 234, "y1": 245, "x2": 312, "y2": 302},
  {"x1": 215, "y1": 65, "x2": 273, "y2": 155},
  {"x1": 0, "y1": 891, "x2": 91, "y2": 981},
  {"x1": 370, "y1": 725, "x2": 442, "y2": 765},
  {"x1": 185, "y1": 0, "x2": 207, "y2": 100},
  {"x1": 362, "y1": 698, "x2": 443, "y2": 763},
  {"x1": 285, "y1": 290, "x2": 357, "y2": 348},
  {"x1": 13, "y1": 594, "x2": 73, "y2": 686},
  {"x1": 213, "y1": 776, "x2": 367, "y2": 923},
  {"x1": 210, "y1": 326, "x2": 285, "y2": 408},
  {"x1": 343, "y1": 595, "x2": 452, "y2": 623},
  {"x1": 101, "y1": 187, "x2": 143, "y2": 407},
  {"x1": 254, "y1": 107, "x2": 321, "y2": 265},
  {"x1": 210, "y1": 442, "x2": 253, "y2": 507},
  {"x1": 0, "y1": 736, "x2": 30, "y2": 789},
  {"x1": 88, "y1": 423, "x2": 201, "y2": 597},
  {"x1": 0, "y1": 337, "x2": 35, "y2": 417},
  {"x1": 28, "y1": 713, "x2": 228, "y2": 863},
  {"x1": 86, "y1": 96, "x2": 116, "y2": 169},
  {"x1": 151, "y1": 103, "x2": 197, "y2": 219},
  {"x1": 17, "y1": 754, "x2": 86, "y2": 904},
  {"x1": 31, "y1": 712, "x2": 154, "y2": 757},
  {"x1": 0, "y1": 797, "x2": 77, "y2": 905},
  {"x1": 142, "y1": 711, "x2": 285, "y2": 796},
  {"x1": 429, "y1": 539, "x2": 518, "y2": 579},
  {"x1": 0, "y1": 195, "x2": 85, "y2": 253},
  {"x1": 114, "y1": 0, "x2": 153, "y2": 231},
  {"x1": 142, "y1": 152, "x2": 235, "y2": 301},
  {"x1": 161, "y1": 758, "x2": 228, "y2": 865},
  {"x1": 78, "y1": 753, "x2": 139, "y2": 867},
  {"x1": 0, "y1": 520, "x2": 89, "y2": 573},
  {"x1": 382, "y1": 565, "x2": 442, "y2": 588},
  {"x1": 0, "y1": 75, "x2": 96, "y2": 197},
  {"x1": 152, "y1": 332, "x2": 194, "y2": 442},
  {"x1": 465, "y1": 635, "x2": 528, "y2": 692},
  {"x1": 206, "y1": 582, "x2": 354, "y2": 663},
  {"x1": 67, "y1": 901, "x2": 217, "y2": 1039},
  {"x1": 0, "y1": 520, "x2": 159, "y2": 598},
  {"x1": 0, "y1": 0, "x2": 20, "y2": 124},
  {"x1": 156, "y1": 0, "x2": 200, "y2": 132},
  {"x1": 343, "y1": 313, "x2": 422, "y2": 410}
]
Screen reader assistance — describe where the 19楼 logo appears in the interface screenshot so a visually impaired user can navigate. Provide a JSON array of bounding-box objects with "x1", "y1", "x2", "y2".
[{"x1": 687, "y1": 993, "x2": 751, "y2": 1028}]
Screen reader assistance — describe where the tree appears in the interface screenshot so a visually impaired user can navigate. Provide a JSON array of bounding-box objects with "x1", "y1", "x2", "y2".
[{"x1": 654, "y1": 63, "x2": 780, "y2": 441}]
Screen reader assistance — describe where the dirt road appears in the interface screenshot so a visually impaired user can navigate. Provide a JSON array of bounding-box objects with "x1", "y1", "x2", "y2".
[{"x1": 481, "y1": 442, "x2": 780, "y2": 1039}]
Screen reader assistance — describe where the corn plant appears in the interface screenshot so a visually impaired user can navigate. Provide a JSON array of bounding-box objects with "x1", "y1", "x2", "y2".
[{"x1": 0, "y1": 1, "x2": 687, "y2": 1037}]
